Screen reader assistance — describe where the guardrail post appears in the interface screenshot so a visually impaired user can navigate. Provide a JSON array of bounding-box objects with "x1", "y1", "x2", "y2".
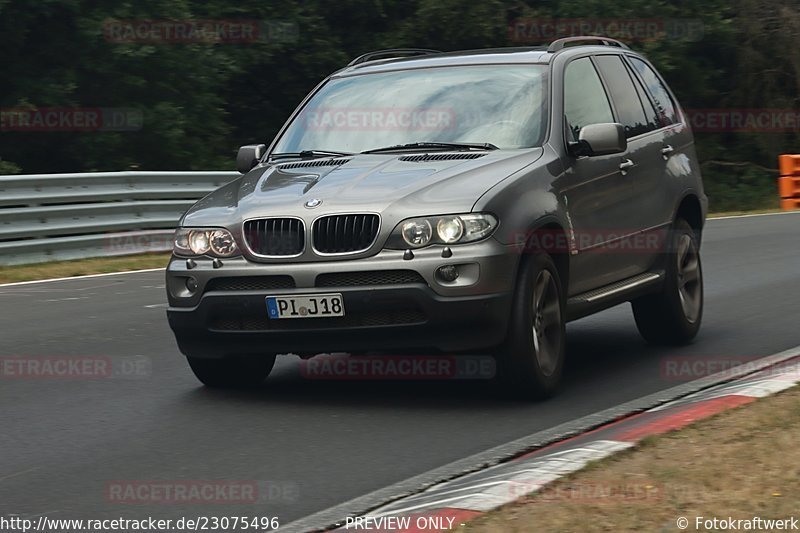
[{"x1": 778, "y1": 155, "x2": 800, "y2": 210}]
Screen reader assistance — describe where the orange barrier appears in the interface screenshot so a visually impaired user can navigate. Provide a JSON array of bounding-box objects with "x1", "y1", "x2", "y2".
[{"x1": 778, "y1": 155, "x2": 800, "y2": 210}]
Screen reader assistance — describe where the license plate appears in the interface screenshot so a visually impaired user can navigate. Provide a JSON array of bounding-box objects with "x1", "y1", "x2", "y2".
[{"x1": 266, "y1": 293, "x2": 345, "y2": 319}]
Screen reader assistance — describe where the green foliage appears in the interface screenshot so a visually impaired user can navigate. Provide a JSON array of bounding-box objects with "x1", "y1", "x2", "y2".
[
  {"x1": 0, "y1": 159, "x2": 21, "y2": 174},
  {"x1": 702, "y1": 164, "x2": 780, "y2": 212},
  {"x1": 0, "y1": 0, "x2": 796, "y2": 210}
]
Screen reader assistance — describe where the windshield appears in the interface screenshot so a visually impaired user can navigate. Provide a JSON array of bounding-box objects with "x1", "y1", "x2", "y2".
[{"x1": 272, "y1": 64, "x2": 548, "y2": 154}]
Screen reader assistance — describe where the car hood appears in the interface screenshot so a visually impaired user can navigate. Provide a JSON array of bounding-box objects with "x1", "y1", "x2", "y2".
[{"x1": 182, "y1": 149, "x2": 543, "y2": 226}]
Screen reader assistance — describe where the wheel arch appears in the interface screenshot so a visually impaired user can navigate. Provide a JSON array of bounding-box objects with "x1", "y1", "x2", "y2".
[
  {"x1": 673, "y1": 193, "x2": 705, "y2": 244},
  {"x1": 518, "y1": 216, "x2": 571, "y2": 297}
]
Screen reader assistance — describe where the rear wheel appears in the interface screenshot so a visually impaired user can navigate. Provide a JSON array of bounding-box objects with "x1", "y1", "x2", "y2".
[
  {"x1": 187, "y1": 355, "x2": 276, "y2": 388},
  {"x1": 632, "y1": 218, "x2": 703, "y2": 345},
  {"x1": 497, "y1": 253, "x2": 566, "y2": 399}
]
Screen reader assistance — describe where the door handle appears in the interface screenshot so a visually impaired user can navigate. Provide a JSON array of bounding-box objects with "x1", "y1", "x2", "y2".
[
  {"x1": 619, "y1": 159, "x2": 635, "y2": 175},
  {"x1": 661, "y1": 145, "x2": 674, "y2": 159}
]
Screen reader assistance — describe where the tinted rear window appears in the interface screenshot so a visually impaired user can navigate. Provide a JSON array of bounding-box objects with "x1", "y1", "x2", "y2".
[
  {"x1": 628, "y1": 57, "x2": 678, "y2": 126},
  {"x1": 594, "y1": 55, "x2": 652, "y2": 138},
  {"x1": 627, "y1": 61, "x2": 661, "y2": 132}
]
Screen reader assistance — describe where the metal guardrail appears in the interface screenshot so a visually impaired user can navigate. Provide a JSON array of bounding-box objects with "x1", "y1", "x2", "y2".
[{"x1": 0, "y1": 171, "x2": 238, "y2": 265}]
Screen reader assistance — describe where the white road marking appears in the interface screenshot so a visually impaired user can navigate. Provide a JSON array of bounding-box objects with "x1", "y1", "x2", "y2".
[
  {"x1": 0, "y1": 466, "x2": 42, "y2": 483},
  {"x1": 20, "y1": 510, "x2": 60, "y2": 519},
  {"x1": 708, "y1": 210, "x2": 800, "y2": 221},
  {"x1": 0, "y1": 268, "x2": 164, "y2": 287}
]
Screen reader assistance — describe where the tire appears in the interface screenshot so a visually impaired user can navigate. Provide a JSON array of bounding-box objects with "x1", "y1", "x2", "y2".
[
  {"x1": 187, "y1": 355, "x2": 276, "y2": 388},
  {"x1": 496, "y1": 253, "x2": 566, "y2": 399},
  {"x1": 632, "y1": 218, "x2": 703, "y2": 345}
]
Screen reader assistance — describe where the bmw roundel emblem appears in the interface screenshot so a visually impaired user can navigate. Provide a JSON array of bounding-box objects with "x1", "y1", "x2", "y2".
[{"x1": 304, "y1": 198, "x2": 322, "y2": 208}]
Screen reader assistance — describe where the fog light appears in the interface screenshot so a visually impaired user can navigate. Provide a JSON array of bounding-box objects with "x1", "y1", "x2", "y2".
[
  {"x1": 185, "y1": 277, "x2": 198, "y2": 292},
  {"x1": 436, "y1": 265, "x2": 459, "y2": 283}
]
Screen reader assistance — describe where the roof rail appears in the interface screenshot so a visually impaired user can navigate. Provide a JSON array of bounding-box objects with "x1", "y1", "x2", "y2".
[
  {"x1": 347, "y1": 48, "x2": 442, "y2": 67},
  {"x1": 547, "y1": 36, "x2": 629, "y2": 53}
]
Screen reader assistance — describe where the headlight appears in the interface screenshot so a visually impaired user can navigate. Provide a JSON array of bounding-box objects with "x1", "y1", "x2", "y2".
[
  {"x1": 173, "y1": 228, "x2": 240, "y2": 258},
  {"x1": 401, "y1": 220, "x2": 433, "y2": 247},
  {"x1": 209, "y1": 229, "x2": 237, "y2": 256},
  {"x1": 458, "y1": 214, "x2": 497, "y2": 241},
  {"x1": 386, "y1": 213, "x2": 497, "y2": 249},
  {"x1": 188, "y1": 230, "x2": 211, "y2": 255},
  {"x1": 174, "y1": 229, "x2": 192, "y2": 255},
  {"x1": 436, "y1": 217, "x2": 464, "y2": 243}
]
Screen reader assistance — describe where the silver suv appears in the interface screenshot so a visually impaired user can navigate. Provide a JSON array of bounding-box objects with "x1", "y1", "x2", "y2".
[{"x1": 166, "y1": 37, "x2": 707, "y2": 398}]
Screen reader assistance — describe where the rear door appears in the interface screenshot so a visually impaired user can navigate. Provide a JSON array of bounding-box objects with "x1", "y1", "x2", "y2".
[{"x1": 625, "y1": 56, "x2": 691, "y2": 239}]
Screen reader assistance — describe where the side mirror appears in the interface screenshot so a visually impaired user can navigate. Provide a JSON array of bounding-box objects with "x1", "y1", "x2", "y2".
[
  {"x1": 236, "y1": 144, "x2": 267, "y2": 174},
  {"x1": 569, "y1": 123, "x2": 626, "y2": 157}
]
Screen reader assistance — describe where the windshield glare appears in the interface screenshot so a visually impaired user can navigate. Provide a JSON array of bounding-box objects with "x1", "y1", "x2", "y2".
[{"x1": 272, "y1": 65, "x2": 548, "y2": 154}]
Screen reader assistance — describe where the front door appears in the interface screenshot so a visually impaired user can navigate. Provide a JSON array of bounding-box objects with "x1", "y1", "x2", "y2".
[{"x1": 558, "y1": 56, "x2": 640, "y2": 295}]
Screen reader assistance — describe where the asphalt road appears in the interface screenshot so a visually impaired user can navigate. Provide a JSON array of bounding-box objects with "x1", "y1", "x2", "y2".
[{"x1": 1, "y1": 212, "x2": 799, "y2": 525}]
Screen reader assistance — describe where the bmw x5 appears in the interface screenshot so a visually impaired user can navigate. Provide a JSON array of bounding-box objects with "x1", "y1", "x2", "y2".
[{"x1": 166, "y1": 37, "x2": 707, "y2": 397}]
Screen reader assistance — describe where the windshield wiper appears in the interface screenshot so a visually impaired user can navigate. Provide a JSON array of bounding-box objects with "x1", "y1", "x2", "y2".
[
  {"x1": 360, "y1": 142, "x2": 499, "y2": 154},
  {"x1": 269, "y1": 149, "x2": 354, "y2": 161}
]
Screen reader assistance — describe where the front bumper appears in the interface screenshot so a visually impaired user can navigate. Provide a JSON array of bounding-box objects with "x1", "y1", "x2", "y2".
[{"x1": 166, "y1": 239, "x2": 518, "y2": 357}]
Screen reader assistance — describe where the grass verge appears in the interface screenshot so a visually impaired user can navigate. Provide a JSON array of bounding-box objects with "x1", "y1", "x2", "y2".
[
  {"x1": 0, "y1": 253, "x2": 170, "y2": 284},
  {"x1": 466, "y1": 386, "x2": 800, "y2": 532}
]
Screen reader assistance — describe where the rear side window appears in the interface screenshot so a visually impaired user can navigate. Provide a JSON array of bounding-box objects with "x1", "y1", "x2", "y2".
[
  {"x1": 627, "y1": 62, "x2": 661, "y2": 132},
  {"x1": 563, "y1": 57, "x2": 614, "y2": 140},
  {"x1": 628, "y1": 57, "x2": 678, "y2": 126},
  {"x1": 594, "y1": 55, "x2": 652, "y2": 138}
]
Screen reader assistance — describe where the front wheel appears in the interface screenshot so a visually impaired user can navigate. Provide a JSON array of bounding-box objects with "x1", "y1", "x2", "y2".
[
  {"x1": 632, "y1": 218, "x2": 703, "y2": 345},
  {"x1": 496, "y1": 253, "x2": 566, "y2": 399},
  {"x1": 187, "y1": 355, "x2": 276, "y2": 388}
]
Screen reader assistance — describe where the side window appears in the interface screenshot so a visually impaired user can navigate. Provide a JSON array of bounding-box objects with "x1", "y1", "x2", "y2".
[
  {"x1": 628, "y1": 57, "x2": 678, "y2": 126},
  {"x1": 627, "y1": 61, "x2": 660, "y2": 132},
  {"x1": 594, "y1": 55, "x2": 651, "y2": 138},
  {"x1": 563, "y1": 57, "x2": 614, "y2": 141}
]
